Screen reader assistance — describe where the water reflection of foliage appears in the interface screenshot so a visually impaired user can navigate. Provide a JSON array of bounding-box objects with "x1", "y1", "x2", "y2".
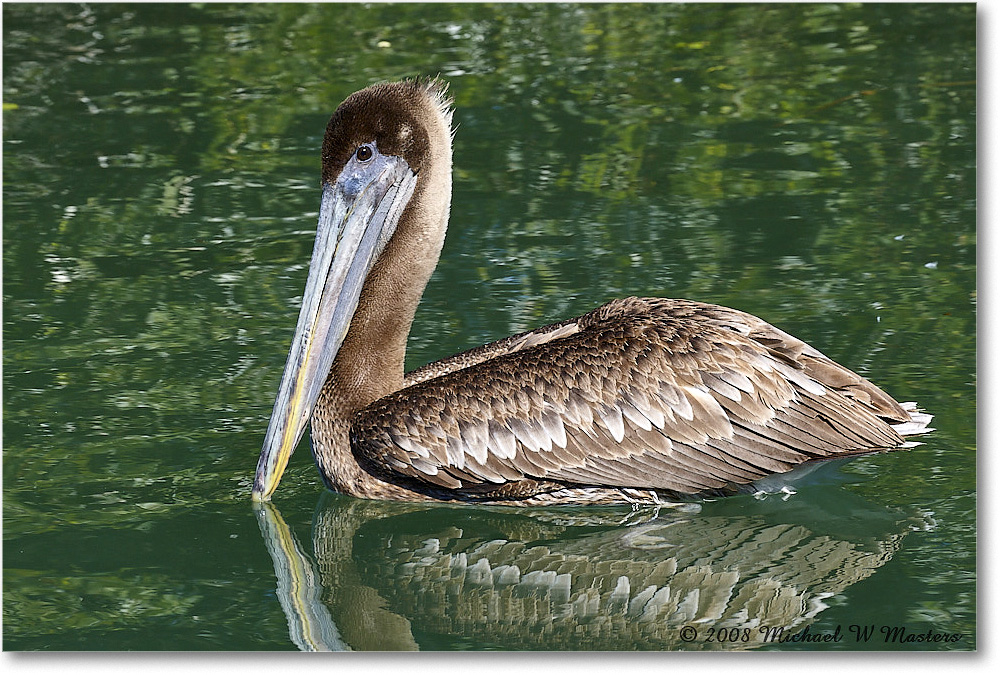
[
  {"x1": 4, "y1": 4, "x2": 975, "y2": 500},
  {"x1": 2, "y1": 2, "x2": 975, "y2": 649},
  {"x1": 5, "y1": 568, "x2": 199, "y2": 639}
]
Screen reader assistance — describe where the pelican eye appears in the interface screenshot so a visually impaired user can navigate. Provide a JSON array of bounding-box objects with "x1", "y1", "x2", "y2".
[{"x1": 355, "y1": 144, "x2": 374, "y2": 162}]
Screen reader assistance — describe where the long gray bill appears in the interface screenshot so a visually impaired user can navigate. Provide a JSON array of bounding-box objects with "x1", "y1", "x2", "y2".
[{"x1": 253, "y1": 155, "x2": 417, "y2": 501}]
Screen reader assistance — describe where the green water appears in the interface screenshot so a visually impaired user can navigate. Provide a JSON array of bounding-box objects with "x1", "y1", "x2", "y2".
[{"x1": 3, "y1": 3, "x2": 975, "y2": 651}]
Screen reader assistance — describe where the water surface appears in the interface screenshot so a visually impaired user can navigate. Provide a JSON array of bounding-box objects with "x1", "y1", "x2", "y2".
[{"x1": 3, "y1": 3, "x2": 975, "y2": 650}]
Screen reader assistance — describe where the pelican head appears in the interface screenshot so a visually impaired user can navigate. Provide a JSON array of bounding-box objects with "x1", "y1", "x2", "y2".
[{"x1": 253, "y1": 79, "x2": 454, "y2": 501}]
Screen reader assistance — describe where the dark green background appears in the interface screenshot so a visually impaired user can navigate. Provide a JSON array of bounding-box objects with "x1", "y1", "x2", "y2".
[{"x1": 3, "y1": 3, "x2": 975, "y2": 650}]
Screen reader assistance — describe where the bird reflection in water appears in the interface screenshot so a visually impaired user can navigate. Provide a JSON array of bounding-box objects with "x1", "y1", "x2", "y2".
[{"x1": 254, "y1": 485, "x2": 931, "y2": 651}]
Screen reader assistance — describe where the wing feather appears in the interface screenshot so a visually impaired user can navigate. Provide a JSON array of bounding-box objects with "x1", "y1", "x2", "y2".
[{"x1": 352, "y1": 297, "x2": 918, "y2": 497}]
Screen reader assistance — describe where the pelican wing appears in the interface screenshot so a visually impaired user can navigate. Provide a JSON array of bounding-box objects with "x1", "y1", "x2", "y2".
[{"x1": 352, "y1": 297, "x2": 909, "y2": 497}]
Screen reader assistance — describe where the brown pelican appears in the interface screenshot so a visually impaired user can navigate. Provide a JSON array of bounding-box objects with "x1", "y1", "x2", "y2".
[{"x1": 252, "y1": 78, "x2": 931, "y2": 504}]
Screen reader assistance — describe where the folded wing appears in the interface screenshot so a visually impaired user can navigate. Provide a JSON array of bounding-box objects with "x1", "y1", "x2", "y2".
[{"x1": 352, "y1": 297, "x2": 915, "y2": 497}]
